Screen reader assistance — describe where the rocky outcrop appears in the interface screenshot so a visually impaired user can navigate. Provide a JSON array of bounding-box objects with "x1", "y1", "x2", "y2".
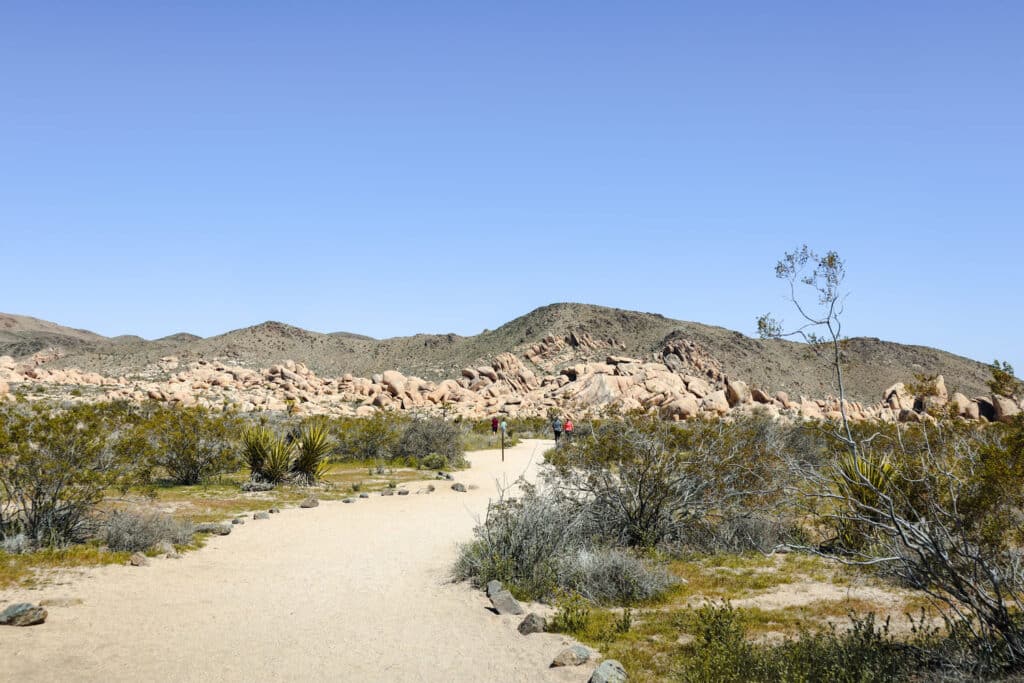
[{"x1": 2, "y1": 344, "x2": 1014, "y2": 427}]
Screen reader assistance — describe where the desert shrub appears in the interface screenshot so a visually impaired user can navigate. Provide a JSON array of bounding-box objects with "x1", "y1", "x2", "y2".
[
  {"x1": 398, "y1": 417, "x2": 464, "y2": 468},
  {"x1": 800, "y1": 418, "x2": 1024, "y2": 672},
  {"x1": 549, "y1": 588, "x2": 592, "y2": 634},
  {"x1": 454, "y1": 481, "x2": 676, "y2": 603},
  {"x1": 334, "y1": 413, "x2": 404, "y2": 463},
  {"x1": 130, "y1": 405, "x2": 240, "y2": 485},
  {"x1": 556, "y1": 547, "x2": 676, "y2": 605},
  {"x1": 420, "y1": 452, "x2": 446, "y2": 470},
  {"x1": 676, "y1": 603, "x2": 915, "y2": 683},
  {"x1": 290, "y1": 419, "x2": 332, "y2": 484},
  {"x1": 0, "y1": 402, "x2": 139, "y2": 547},
  {"x1": 454, "y1": 482, "x2": 582, "y2": 599},
  {"x1": 677, "y1": 513, "x2": 808, "y2": 555},
  {"x1": 102, "y1": 510, "x2": 193, "y2": 552}
]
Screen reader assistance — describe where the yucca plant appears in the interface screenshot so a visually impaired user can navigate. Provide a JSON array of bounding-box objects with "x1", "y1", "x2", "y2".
[
  {"x1": 261, "y1": 438, "x2": 295, "y2": 484},
  {"x1": 292, "y1": 421, "x2": 332, "y2": 485},
  {"x1": 242, "y1": 426, "x2": 274, "y2": 478},
  {"x1": 242, "y1": 426, "x2": 294, "y2": 483},
  {"x1": 831, "y1": 451, "x2": 895, "y2": 549}
]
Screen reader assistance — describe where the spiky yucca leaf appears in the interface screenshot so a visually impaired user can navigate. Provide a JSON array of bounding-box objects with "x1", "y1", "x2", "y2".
[
  {"x1": 242, "y1": 426, "x2": 274, "y2": 479},
  {"x1": 261, "y1": 438, "x2": 295, "y2": 484},
  {"x1": 292, "y1": 421, "x2": 332, "y2": 484}
]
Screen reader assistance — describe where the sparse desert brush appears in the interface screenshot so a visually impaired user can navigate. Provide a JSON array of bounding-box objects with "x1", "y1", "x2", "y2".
[{"x1": 102, "y1": 510, "x2": 193, "y2": 552}]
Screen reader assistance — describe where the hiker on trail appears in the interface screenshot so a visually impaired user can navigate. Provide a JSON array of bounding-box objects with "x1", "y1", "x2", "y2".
[
  {"x1": 491, "y1": 417, "x2": 499, "y2": 434},
  {"x1": 563, "y1": 418, "x2": 574, "y2": 442},
  {"x1": 552, "y1": 417, "x2": 563, "y2": 443},
  {"x1": 500, "y1": 419, "x2": 508, "y2": 436}
]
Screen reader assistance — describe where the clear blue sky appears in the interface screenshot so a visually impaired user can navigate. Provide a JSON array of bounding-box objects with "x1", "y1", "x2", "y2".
[{"x1": 2, "y1": 2, "x2": 1021, "y2": 370}]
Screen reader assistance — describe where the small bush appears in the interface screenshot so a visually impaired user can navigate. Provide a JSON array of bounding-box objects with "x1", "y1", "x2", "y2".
[
  {"x1": 556, "y1": 547, "x2": 676, "y2": 605},
  {"x1": 102, "y1": 510, "x2": 194, "y2": 552},
  {"x1": 677, "y1": 603, "x2": 915, "y2": 683},
  {"x1": 420, "y1": 452, "x2": 446, "y2": 470},
  {"x1": 399, "y1": 417, "x2": 465, "y2": 468},
  {"x1": 549, "y1": 589, "x2": 591, "y2": 634}
]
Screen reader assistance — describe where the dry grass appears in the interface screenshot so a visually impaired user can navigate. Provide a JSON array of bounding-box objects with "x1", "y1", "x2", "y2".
[{"x1": 559, "y1": 552, "x2": 927, "y2": 683}]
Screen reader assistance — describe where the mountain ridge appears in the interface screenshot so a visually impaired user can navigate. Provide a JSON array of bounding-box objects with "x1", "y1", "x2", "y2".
[{"x1": 0, "y1": 303, "x2": 994, "y2": 402}]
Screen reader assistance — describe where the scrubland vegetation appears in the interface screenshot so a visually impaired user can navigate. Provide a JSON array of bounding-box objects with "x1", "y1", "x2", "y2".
[
  {"x1": 0, "y1": 401, "x2": 495, "y2": 586},
  {"x1": 455, "y1": 410, "x2": 1024, "y2": 681}
]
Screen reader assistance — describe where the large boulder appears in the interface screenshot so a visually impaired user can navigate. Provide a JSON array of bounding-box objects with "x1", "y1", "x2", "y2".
[
  {"x1": 664, "y1": 394, "x2": 699, "y2": 420},
  {"x1": 800, "y1": 397, "x2": 823, "y2": 420},
  {"x1": 683, "y1": 376, "x2": 711, "y2": 398},
  {"x1": 993, "y1": 395, "x2": 1021, "y2": 423},
  {"x1": 381, "y1": 370, "x2": 407, "y2": 396},
  {"x1": 703, "y1": 390, "x2": 730, "y2": 415},
  {"x1": 725, "y1": 379, "x2": 751, "y2": 407}
]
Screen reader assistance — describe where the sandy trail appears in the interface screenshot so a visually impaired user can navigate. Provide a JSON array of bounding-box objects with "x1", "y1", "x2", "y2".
[{"x1": 1, "y1": 439, "x2": 594, "y2": 682}]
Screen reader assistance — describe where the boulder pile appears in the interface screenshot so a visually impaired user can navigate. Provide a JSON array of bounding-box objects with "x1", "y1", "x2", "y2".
[{"x1": 2, "y1": 335, "x2": 1021, "y2": 425}]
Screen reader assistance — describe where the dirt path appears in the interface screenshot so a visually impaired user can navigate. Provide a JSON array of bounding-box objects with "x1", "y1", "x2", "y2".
[{"x1": 1, "y1": 439, "x2": 593, "y2": 682}]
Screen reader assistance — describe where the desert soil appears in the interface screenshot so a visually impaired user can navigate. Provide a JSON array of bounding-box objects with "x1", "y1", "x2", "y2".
[{"x1": 0, "y1": 439, "x2": 593, "y2": 682}]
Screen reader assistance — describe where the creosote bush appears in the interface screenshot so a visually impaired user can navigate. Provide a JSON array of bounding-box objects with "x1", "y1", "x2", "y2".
[
  {"x1": 102, "y1": 510, "x2": 194, "y2": 552},
  {"x1": 128, "y1": 405, "x2": 241, "y2": 485},
  {"x1": 0, "y1": 402, "x2": 140, "y2": 547},
  {"x1": 398, "y1": 417, "x2": 465, "y2": 468}
]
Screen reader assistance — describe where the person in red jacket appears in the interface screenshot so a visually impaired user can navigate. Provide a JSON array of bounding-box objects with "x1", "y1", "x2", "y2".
[{"x1": 563, "y1": 418, "x2": 574, "y2": 442}]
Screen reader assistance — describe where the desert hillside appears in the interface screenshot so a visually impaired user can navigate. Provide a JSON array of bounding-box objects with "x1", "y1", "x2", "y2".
[{"x1": 0, "y1": 304, "x2": 993, "y2": 403}]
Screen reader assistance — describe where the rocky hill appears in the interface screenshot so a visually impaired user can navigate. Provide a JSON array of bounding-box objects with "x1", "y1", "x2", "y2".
[{"x1": 3, "y1": 304, "x2": 1019, "y2": 425}]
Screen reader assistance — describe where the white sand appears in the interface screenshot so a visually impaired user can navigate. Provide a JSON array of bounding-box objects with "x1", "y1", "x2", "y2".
[{"x1": 1, "y1": 439, "x2": 594, "y2": 682}]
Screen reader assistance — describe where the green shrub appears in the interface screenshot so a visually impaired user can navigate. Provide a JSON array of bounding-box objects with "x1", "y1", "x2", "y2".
[
  {"x1": 676, "y1": 604, "x2": 914, "y2": 683},
  {"x1": 131, "y1": 406, "x2": 240, "y2": 485},
  {"x1": 0, "y1": 403, "x2": 140, "y2": 547},
  {"x1": 334, "y1": 413, "x2": 404, "y2": 463},
  {"x1": 398, "y1": 417, "x2": 464, "y2": 468}
]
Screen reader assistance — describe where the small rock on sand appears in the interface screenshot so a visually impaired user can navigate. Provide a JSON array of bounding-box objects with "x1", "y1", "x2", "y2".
[
  {"x1": 300, "y1": 497, "x2": 319, "y2": 508},
  {"x1": 518, "y1": 613, "x2": 546, "y2": 635},
  {"x1": 397, "y1": 489, "x2": 410, "y2": 496},
  {"x1": 0, "y1": 603, "x2": 47, "y2": 627},
  {"x1": 231, "y1": 518, "x2": 245, "y2": 525},
  {"x1": 359, "y1": 493, "x2": 369, "y2": 499},
  {"x1": 268, "y1": 507, "x2": 280, "y2": 514},
  {"x1": 130, "y1": 553, "x2": 149, "y2": 567},
  {"x1": 489, "y1": 589, "x2": 524, "y2": 615},
  {"x1": 253, "y1": 512, "x2": 270, "y2": 520},
  {"x1": 451, "y1": 483, "x2": 467, "y2": 492},
  {"x1": 194, "y1": 523, "x2": 232, "y2": 536},
  {"x1": 589, "y1": 659, "x2": 627, "y2": 682},
  {"x1": 343, "y1": 498, "x2": 355, "y2": 504},
  {"x1": 551, "y1": 645, "x2": 590, "y2": 667}
]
